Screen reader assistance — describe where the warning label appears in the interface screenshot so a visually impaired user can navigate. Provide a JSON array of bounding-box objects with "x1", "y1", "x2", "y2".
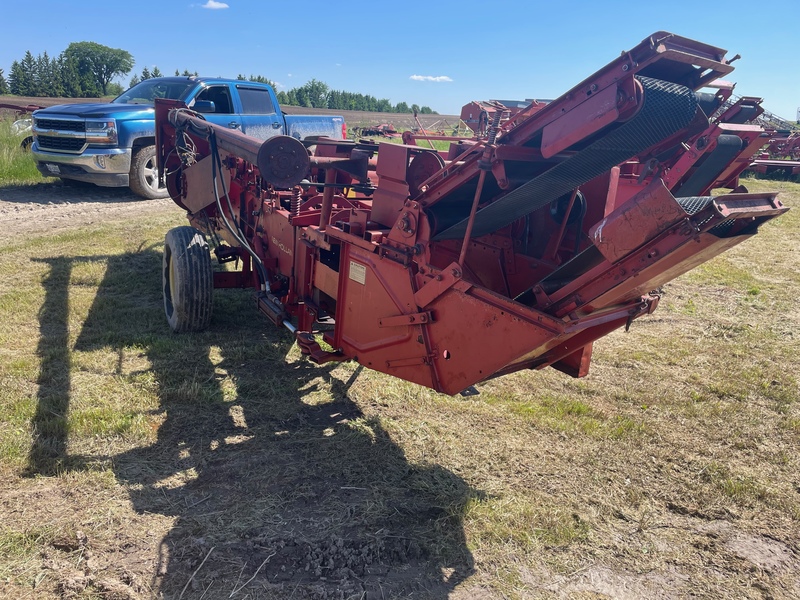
[{"x1": 349, "y1": 261, "x2": 367, "y2": 285}]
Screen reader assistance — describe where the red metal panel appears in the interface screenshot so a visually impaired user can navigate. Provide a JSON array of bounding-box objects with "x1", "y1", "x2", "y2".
[{"x1": 589, "y1": 180, "x2": 687, "y2": 263}]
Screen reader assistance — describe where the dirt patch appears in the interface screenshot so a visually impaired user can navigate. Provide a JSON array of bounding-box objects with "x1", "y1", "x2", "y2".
[{"x1": 0, "y1": 181, "x2": 177, "y2": 238}]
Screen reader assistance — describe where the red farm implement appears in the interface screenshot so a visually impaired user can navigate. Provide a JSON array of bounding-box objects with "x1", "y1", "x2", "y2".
[
  {"x1": 749, "y1": 130, "x2": 800, "y2": 178},
  {"x1": 155, "y1": 31, "x2": 787, "y2": 395}
]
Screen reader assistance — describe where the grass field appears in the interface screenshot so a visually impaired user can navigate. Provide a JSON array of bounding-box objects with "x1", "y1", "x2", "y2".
[
  {"x1": 0, "y1": 178, "x2": 796, "y2": 599},
  {"x1": 0, "y1": 115, "x2": 798, "y2": 598},
  {"x1": 0, "y1": 118, "x2": 40, "y2": 184}
]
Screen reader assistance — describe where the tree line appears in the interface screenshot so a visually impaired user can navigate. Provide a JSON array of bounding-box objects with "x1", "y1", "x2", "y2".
[
  {"x1": 0, "y1": 43, "x2": 438, "y2": 114},
  {"x1": 0, "y1": 42, "x2": 133, "y2": 98},
  {"x1": 274, "y1": 79, "x2": 436, "y2": 115}
]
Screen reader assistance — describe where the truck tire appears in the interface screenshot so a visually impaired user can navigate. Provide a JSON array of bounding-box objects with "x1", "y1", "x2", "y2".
[
  {"x1": 163, "y1": 226, "x2": 213, "y2": 332},
  {"x1": 130, "y1": 145, "x2": 169, "y2": 199}
]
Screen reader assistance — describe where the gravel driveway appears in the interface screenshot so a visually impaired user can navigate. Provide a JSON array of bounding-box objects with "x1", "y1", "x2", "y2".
[{"x1": 0, "y1": 181, "x2": 176, "y2": 239}]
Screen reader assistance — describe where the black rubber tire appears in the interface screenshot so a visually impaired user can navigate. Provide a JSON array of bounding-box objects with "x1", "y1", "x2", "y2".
[
  {"x1": 129, "y1": 144, "x2": 169, "y2": 199},
  {"x1": 163, "y1": 226, "x2": 213, "y2": 332}
]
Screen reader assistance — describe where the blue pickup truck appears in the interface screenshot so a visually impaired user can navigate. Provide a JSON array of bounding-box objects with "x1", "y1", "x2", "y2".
[{"x1": 31, "y1": 76, "x2": 346, "y2": 198}]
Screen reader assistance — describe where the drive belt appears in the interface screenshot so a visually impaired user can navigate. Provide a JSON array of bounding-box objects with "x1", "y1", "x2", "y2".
[{"x1": 432, "y1": 77, "x2": 700, "y2": 240}]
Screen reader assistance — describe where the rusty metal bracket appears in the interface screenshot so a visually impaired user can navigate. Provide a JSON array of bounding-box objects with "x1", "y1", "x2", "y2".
[
  {"x1": 295, "y1": 332, "x2": 348, "y2": 364},
  {"x1": 414, "y1": 262, "x2": 464, "y2": 308},
  {"x1": 378, "y1": 311, "x2": 433, "y2": 328}
]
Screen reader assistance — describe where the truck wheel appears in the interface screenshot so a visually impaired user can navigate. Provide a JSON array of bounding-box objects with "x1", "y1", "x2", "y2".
[
  {"x1": 130, "y1": 145, "x2": 169, "y2": 199},
  {"x1": 163, "y1": 226, "x2": 213, "y2": 332}
]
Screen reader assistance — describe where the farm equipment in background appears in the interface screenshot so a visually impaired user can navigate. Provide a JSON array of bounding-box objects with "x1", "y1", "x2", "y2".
[
  {"x1": 353, "y1": 123, "x2": 400, "y2": 138},
  {"x1": 0, "y1": 102, "x2": 45, "y2": 150},
  {"x1": 155, "y1": 31, "x2": 787, "y2": 396},
  {"x1": 459, "y1": 99, "x2": 542, "y2": 137},
  {"x1": 749, "y1": 128, "x2": 800, "y2": 179},
  {"x1": 709, "y1": 94, "x2": 800, "y2": 179}
]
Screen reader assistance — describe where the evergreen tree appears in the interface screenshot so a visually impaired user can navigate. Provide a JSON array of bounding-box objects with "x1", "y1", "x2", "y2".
[
  {"x1": 49, "y1": 53, "x2": 65, "y2": 97},
  {"x1": 152, "y1": 66, "x2": 162, "y2": 78},
  {"x1": 251, "y1": 75, "x2": 276, "y2": 86},
  {"x1": 0, "y1": 69, "x2": 8, "y2": 95},
  {"x1": 34, "y1": 51, "x2": 64, "y2": 97},
  {"x1": 9, "y1": 58, "x2": 34, "y2": 96},
  {"x1": 21, "y1": 51, "x2": 37, "y2": 94},
  {"x1": 57, "y1": 52, "x2": 83, "y2": 97}
]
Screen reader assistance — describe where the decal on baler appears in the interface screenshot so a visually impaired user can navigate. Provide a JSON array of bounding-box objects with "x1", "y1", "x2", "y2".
[{"x1": 349, "y1": 261, "x2": 367, "y2": 285}]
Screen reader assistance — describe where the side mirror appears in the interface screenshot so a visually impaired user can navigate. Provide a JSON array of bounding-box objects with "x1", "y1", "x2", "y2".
[{"x1": 193, "y1": 100, "x2": 216, "y2": 114}]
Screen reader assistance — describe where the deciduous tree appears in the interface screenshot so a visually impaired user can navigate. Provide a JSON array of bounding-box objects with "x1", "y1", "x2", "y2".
[{"x1": 64, "y1": 41, "x2": 134, "y2": 96}]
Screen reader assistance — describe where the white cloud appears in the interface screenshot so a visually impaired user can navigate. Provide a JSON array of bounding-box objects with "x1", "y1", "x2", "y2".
[
  {"x1": 202, "y1": 0, "x2": 229, "y2": 8},
  {"x1": 410, "y1": 75, "x2": 453, "y2": 82}
]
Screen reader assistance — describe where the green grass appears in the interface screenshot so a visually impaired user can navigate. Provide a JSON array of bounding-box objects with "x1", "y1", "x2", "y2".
[
  {"x1": 0, "y1": 117, "x2": 40, "y2": 184},
  {"x1": 0, "y1": 172, "x2": 797, "y2": 598}
]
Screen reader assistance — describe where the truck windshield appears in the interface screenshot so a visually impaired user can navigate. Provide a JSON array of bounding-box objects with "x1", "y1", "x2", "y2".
[{"x1": 112, "y1": 80, "x2": 195, "y2": 105}]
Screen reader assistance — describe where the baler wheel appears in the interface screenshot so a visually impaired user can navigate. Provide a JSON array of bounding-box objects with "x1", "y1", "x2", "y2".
[
  {"x1": 130, "y1": 145, "x2": 169, "y2": 199},
  {"x1": 163, "y1": 226, "x2": 213, "y2": 332}
]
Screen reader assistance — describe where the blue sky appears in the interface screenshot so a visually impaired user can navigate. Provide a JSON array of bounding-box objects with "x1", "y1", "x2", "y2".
[{"x1": 2, "y1": 0, "x2": 796, "y2": 120}]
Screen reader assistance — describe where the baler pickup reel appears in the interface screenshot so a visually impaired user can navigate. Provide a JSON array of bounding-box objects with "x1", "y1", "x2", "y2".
[{"x1": 155, "y1": 31, "x2": 786, "y2": 395}]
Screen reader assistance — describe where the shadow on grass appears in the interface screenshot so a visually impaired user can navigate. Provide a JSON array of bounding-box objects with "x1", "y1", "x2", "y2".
[
  {"x1": 30, "y1": 247, "x2": 479, "y2": 598},
  {"x1": 0, "y1": 181, "x2": 141, "y2": 205},
  {"x1": 26, "y1": 257, "x2": 72, "y2": 474}
]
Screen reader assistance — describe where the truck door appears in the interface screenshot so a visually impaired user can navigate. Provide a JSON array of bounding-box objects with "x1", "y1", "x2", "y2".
[
  {"x1": 192, "y1": 84, "x2": 243, "y2": 131},
  {"x1": 235, "y1": 85, "x2": 284, "y2": 141}
]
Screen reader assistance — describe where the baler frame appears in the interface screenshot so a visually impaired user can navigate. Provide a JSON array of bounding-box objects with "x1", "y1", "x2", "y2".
[{"x1": 155, "y1": 32, "x2": 787, "y2": 395}]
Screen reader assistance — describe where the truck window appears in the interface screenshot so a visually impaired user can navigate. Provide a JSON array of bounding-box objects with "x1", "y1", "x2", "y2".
[
  {"x1": 195, "y1": 86, "x2": 233, "y2": 114},
  {"x1": 113, "y1": 80, "x2": 195, "y2": 105},
  {"x1": 237, "y1": 87, "x2": 276, "y2": 115}
]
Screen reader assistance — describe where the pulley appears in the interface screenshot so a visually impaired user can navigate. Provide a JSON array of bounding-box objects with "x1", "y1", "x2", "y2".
[{"x1": 257, "y1": 135, "x2": 310, "y2": 188}]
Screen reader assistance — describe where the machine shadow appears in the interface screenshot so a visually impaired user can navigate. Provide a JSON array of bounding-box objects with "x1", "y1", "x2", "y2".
[
  {"x1": 69, "y1": 247, "x2": 477, "y2": 598},
  {"x1": 26, "y1": 257, "x2": 72, "y2": 475}
]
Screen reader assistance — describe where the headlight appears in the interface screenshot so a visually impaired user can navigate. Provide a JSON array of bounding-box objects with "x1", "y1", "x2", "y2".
[
  {"x1": 85, "y1": 119, "x2": 118, "y2": 145},
  {"x1": 12, "y1": 119, "x2": 32, "y2": 135}
]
